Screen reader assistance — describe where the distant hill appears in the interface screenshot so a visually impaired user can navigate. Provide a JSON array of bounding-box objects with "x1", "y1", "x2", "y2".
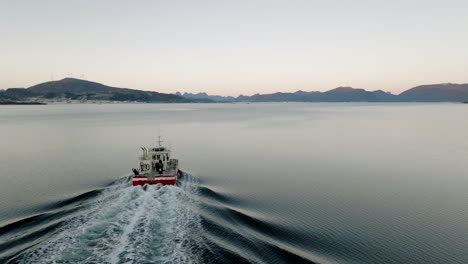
[
  {"x1": 320, "y1": 87, "x2": 398, "y2": 102},
  {"x1": 239, "y1": 87, "x2": 398, "y2": 102},
  {"x1": 178, "y1": 83, "x2": 468, "y2": 102},
  {"x1": 175, "y1": 92, "x2": 236, "y2": 102},
  {"x1": 0, "y1": 88, "x2": 38, "y2": 101},
  {"x1": 398, "y1": 83, "x2": 468, "y2": 102},
  {"x1": 1, "y1": 78, "x2": 211, "y2": 103},
  {"x1": 28, "y1": 78, "x2": 117, "y2": 94},
  {"x1": 237, "y1": 91, "x2": 321, "y2": 102}
]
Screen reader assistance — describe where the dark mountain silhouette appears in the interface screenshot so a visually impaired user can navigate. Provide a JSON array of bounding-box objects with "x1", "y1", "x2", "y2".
[
  {"x1": 1, "y1": 78, "x2": 210, "y2": 103},
  {"x1": 179, "y1": 84, "x2": 467, "y2": 102},
  {"x1": 179, "y1": 87, "x2": 397, "y2": 102},
  {"x1": 175, "y1": 92, "x2": 236, "y2": 102},
  {"x1": 258, "y1": 87, "x2": 395, "y2": 102},
  {"x1": 3, "y1": 79, "x2": 468, "y2": 103},
  {"x1": 240, "y1": 91, "x2": 321, "y2": 102},
  {"x1": 398, "y1": 83, "x2": 468, "y2": 102},
  {"x1": 320, "y1": 87, "x2": 398, "y2": 102},
  {"x1": 28, "y1": 78, "x2": 117, "y2": 94},
  {"x1": 0, "y1": 88, "x2": 38, "y2": 101}
]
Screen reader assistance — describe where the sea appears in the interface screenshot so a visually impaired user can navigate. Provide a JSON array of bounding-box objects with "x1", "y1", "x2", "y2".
[{"x1": 0, "y1": 103, "x2": 467, "y2": 264}]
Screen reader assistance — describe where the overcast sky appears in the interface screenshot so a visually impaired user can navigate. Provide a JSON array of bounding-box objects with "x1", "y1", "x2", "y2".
[{"x1": 1, "y1": 0, "x2": 467, "y2": 96}]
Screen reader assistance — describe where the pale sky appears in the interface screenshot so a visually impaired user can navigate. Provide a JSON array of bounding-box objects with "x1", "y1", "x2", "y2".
[{"x1": 1, "y1": 0, "x2": 467, "y2": 96}]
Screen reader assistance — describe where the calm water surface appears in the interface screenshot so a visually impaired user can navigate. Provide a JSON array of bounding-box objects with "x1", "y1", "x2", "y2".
[{"x1": 0, "y1": 103, "x2": 467, "y2": 263}]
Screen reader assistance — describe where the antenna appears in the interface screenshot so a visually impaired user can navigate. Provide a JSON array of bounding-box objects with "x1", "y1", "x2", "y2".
[
  {"x1": 157, "y1": 128, "x2": 163, "y2": 147},
  {"x1": 158, "y1": 134, "x2": 163, "y2": 147}
]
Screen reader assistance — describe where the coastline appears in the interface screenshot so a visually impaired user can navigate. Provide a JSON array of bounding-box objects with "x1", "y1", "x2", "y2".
[{"x1": 0, "y1": 101, "x2": 46, "y2": 105}]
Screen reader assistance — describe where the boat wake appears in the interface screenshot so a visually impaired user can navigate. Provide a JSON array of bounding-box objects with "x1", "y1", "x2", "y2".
[
  {"x1": 1, "y1": 173, "x2": 322, "y2": 264},
  {"x1": 1, "y1": 173, "x2": 204, "y2": 264}
]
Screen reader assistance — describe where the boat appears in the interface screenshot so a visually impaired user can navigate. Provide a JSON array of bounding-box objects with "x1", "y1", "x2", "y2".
[{"x1": 131, "y1": 136, "x2": 179, "y2": 186}]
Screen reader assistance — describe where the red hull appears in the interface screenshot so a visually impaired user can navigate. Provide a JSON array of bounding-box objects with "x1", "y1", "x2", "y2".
[{"x1": 132, "y1": 174, "x2": 178, "y2": 186}]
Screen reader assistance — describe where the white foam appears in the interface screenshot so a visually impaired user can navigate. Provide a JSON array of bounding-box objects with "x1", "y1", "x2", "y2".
[{"x1": 18, "y1": 174, "x2": 203, "y2": 264}]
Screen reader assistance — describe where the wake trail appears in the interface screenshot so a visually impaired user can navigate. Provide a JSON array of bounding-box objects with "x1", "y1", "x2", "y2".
[{"x1": 14, "y1": 173, "x2": 203, "y2": 264}]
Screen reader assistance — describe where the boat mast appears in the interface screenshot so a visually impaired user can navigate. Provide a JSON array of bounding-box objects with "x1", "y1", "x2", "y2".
[
  {"x1": 157, "y1": 128, "x2": 163, "y2": 147},
  {"x1": 158, "y1": 135, "x2": 163, "y2": 147}
]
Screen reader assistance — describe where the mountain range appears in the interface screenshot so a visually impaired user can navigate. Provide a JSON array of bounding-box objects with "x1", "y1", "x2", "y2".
[
  {"x1": 175, "y1": 92, "x2": 236, "y2": 102},
  {"x1": 0, "y1": 78, "x2": 210, "y2": 103},
  {"x1": 180, "y1": 83, "x2": 468, "y2": 102},
  {"x1": 1, "y1": 78, "x2": 468, "y2": 103}
]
